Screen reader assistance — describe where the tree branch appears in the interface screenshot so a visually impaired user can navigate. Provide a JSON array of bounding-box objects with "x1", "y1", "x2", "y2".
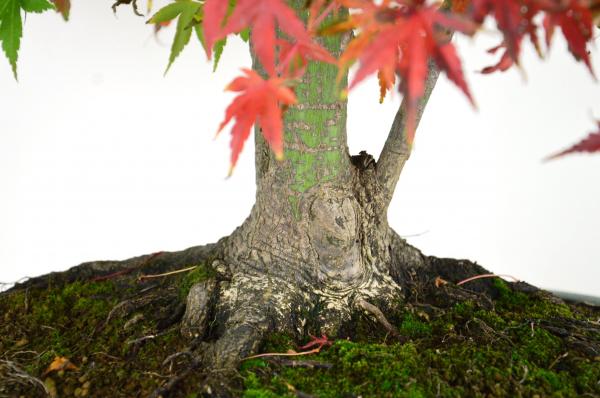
[{"x1": 376, "y1": 59, "x2": 441, "y2": 210}]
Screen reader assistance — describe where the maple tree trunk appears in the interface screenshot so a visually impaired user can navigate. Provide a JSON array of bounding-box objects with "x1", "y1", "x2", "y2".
[{"x1": 177, "y1": 2, "x2": 435, "y2": 378}]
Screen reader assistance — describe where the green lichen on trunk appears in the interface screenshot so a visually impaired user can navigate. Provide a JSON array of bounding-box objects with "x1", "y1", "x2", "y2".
[{"x1": 253, "y1": 0, "x2": 351, "y2": 220}]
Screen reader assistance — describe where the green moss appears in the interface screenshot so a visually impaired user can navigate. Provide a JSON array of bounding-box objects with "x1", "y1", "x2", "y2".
[
  {"x1": 493, "y1": 279, "x2": 573, "y2": 319},
  {"x1": 240, "y1": 289, "x2": 600, "y2": 398},
  {"x1": 1, "y1": 271, "x2": 598, "y2": 398},
  {"x1": 0, "y1": 276, "x2": 198, "y2": 397},
  {"x1": 178, "y1": 263, "x2": 215, "y2": 299},
  {"x1": 399, "y1": 313, "x2": 432, "y2": 338}
]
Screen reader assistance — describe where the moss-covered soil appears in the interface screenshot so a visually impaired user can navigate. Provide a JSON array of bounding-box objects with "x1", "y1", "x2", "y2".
[{"x1": 1, "y1": 261, "x2": 599, "y2": 397}]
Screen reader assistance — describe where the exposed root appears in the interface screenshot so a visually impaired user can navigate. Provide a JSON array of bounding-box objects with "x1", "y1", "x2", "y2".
[
  {"x1": 355, "y1": 297, "x2": 399, "y2": 337},
  {"x1": 161, "y1": 351, "x2": 192, "y2": 368},
  {"x1": 148, "y1": 356, "x2": 202, "y2": 398},
  {"x1": 126, "y1": 330, "x2": 172, "y2": 346}
]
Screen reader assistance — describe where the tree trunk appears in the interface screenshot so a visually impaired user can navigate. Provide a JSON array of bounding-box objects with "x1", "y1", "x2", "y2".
[
  {"x1": 5, "y1": 5, "x2": 598, "y2": 398},
  {"x1": 183, "y1": 2, "x2": 429, "y2": 376}
]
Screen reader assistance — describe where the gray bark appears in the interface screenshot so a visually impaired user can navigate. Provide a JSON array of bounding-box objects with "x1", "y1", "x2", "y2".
[{"x1": 376, "y1": 60, "x2": 442, "y2": 211}]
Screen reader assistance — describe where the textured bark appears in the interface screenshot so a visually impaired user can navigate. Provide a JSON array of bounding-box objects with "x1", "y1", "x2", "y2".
[
  {"x1": 34, "y1": 3, "x2": 446, "y2": 390},
  {"x1": 376, "y1": 60, "x2": 441, "y2": 211},
  {"x1": 178, "y1": 3, "x2": 445, "y2": 378},
  {"x1": 175, "y1": 5, "x2": 441, "y2": 382}
]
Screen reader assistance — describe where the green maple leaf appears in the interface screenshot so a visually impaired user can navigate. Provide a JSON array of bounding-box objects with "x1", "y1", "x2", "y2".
[
  {"x1": 0, "y1": 0, "x2": 22, "y2": 79},
  {"x1": 212, "y1": 37, "x2": 226, "y2": 72},
  {"x1": 21, "y1": 0, "x2": 54, "y2": 13},
  {"x1": 149, "y1": 0, "x2": 203, "y2": 74},
  {"x1": 0, "y1": 0, "x2": 53, "y2": 79}
]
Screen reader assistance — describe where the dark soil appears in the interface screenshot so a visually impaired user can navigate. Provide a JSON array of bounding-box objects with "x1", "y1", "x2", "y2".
[{"x1": 1, "y1": 247, "x2": 599, "y2": 397}]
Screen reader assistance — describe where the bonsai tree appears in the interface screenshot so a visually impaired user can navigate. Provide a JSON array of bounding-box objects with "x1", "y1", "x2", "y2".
[{"x1": 1, "y1": 0, "x2": 599, "y2": 395}]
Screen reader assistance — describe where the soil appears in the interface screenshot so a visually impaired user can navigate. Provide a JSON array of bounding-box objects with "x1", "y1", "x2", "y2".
[{"x1": 0, "y1": 244, "x2": 599, "y2": 398}]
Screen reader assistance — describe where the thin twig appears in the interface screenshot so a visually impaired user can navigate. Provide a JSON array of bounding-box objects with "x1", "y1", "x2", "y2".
[
  {"x1": 92, "y1": 352, "x2": 122, "y2": 362},
  {"x1": 548, "y1": 352, "x2": 568, "y2": 369},
  {"x1": 142, "y1": 371, "x2": 171, "y2": 379},
  {"x1": 0, "y1": 359, "x2": 49, "y2": 395},
  {"x1": 271, "y1": 358, "x2": 333, "y2": 369},
  {"x1": 126, "y1": 330, "x2": 170, "y2": 346},
  {"x1": 456, "y1": 273, "x2": 520, "y2": 286},
  {"x1": 162, "y1": 351, "x2": 192, "y2": 367},
  {"x1": 519, "y1": 365, "x2": 529, "y2": 384},
  {"x1": 243, "y1": 347, "x2": 322, "y2": 360},
  {"x1": 137, "y1": 265, "x2": 197, "y2": 282},
  {"x1": 400, "y1": 230, "x2": 430, "y2": 238}
]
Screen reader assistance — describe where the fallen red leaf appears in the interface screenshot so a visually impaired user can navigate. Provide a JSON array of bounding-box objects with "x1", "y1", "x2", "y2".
[
  {"x1": 42, "y1": 356, "x2": 78, "y2": 377},
  {"x1": 299, "y1": 334, "x2": 333, "y2": 351}
]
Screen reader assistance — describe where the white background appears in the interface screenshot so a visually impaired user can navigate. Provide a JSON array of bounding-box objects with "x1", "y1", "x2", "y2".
[{"x1": 1, "y1": 1, "x2": 599, "y2": 296}]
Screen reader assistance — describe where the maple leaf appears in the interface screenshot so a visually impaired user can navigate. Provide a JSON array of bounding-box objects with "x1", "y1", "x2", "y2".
[
  {"x1": 50, "y1": 0, "x2": 69, "y2": 20},
  {"x1": 325, "y1": 0, "x2": 400, "y2": 73},
  {"x1": 299, "y1": 334, "x2": 333, "y2": 351},
  {"x1": 42, "y1": 356, "x2": 79, "y2": 377},
  {"x1": 472, "y1": 0, "x2": 595, "y2": 75},
  {"x1": 451, "y1": 0, "x2": 471, "y2": 14},
  {"x1": 0, "y1": 0, "x2": 55, "y2": 78},
  {"x1": 0, "y1": 0, "x2": 23, "y2": 79},
  {"x1": 202, "y1": 0, "x2": 229, "y2": 59},
  {"x1": 148, "y1": 0, "x2": 203, "y2": 73},
  {"x1": 342, "y1": 1, "x2": 476, "y2": 141},
  {"x1": 277, "y1": 38, "x2": 337, "y2": 77},
  {"x1": 153, "y1": 20, "x2": 172, "y2": 35},
  {"x1": 203, "y1": 0, "x2": 313, "y2": 76},
  {"x1": 543, "y1": 0, "x2": 595, "y2": 75},
  {"x1": 378, "y1": 68, "x2": 396, "y2": 103},
  {"x1": 218, "y1": 68, "x2": 297, "y2": 174},
  {"x1": 307, "y1": 0, "x2": 342, "y2": 32},
  {"x1": 472, "y1": 0, "x2": 553, "y2": 74},
  {"x1": 471, "y1": 0, "x2": 539, "y2": 64},
  {"x1": 21, "y1": 0, "x2": 55, "y2": 13},
  {"x1": 545, "y1": 121, "x2": 600, "y2": 160},
  {"x1": 479, "y1": 43, "x2": 515, "y2": 74}
]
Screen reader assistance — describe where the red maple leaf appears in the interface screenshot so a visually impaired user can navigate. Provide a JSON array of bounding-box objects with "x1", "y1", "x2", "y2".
[
  {"x1": 203, "y1": 0, "x2": 314, "y2": 76},
  {"x1": 307, "y1": 0, "x2": 342, "y2": 32},
  {"x1": 543, "y1": 0, "x2": 595, "y2": 75},
  {"x1": 472, "y1": 0, "x2": 541, "y2": 64},
  {"x1": 545, "y1": 121, "x2": 600, "y2": 160},
  {"x1": 299, "y1": 334, "x2": 333, "y2": 351},
  {"x1": 473, "y1": 0, "x2": 595, "y2": 75},
  {"x1": 218, "y1": 69, "x2": 297, "y2": 174},
  {"x1": 343, "y1": 1, "x2": 476, "y2": 141},
  {"x1": 277, "y1": 38, "x2": 337, "y2": 78},
  {"x1": 479, "y1": 44, "x2": 515, "y2": 74},
  {"x1": 202, "y1": 0, "x2": 229, "y2": 58}
]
